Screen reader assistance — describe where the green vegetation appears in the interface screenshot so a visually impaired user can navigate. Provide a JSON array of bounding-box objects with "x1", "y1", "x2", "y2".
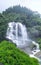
[
  {"x1": 0, "y1": 5, "x2": 41, "y2": 49},
  {"x1": 36, "y1": 38, "x2": 41, "y2": 49},
  {"x1": 0, "y1": 13, "x2": 8, "y2": 41},
  {"x1": 0, "y1": 5, "x2": 41, "y2": 41},
  {"x1": 0, "y1": 5, "x2": 41, "y2": 65},
  {"x1": 0, "y1": 40, "x2": 39, "y2": 65}
]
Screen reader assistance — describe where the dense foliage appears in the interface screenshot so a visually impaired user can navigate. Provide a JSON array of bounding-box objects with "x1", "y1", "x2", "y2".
[
  {"x1": 0, "y1": 40, "x2": 39, "y2": 65},
  {"x1": 0, "y1": 13, "x2": 8, "y2": 41}
]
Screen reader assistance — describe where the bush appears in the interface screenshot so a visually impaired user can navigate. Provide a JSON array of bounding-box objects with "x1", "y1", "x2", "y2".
[{"x1": 0, "y1": 40, "x2": 39, "y2": 65}]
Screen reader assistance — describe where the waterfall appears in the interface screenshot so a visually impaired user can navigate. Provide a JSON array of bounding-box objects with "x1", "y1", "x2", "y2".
[
  {"x1": 6, "y1": 22, "x2": 30, "y2": 47},
  {"x1": 6, "y1": 22, "x2": 40, "y2": 61}
]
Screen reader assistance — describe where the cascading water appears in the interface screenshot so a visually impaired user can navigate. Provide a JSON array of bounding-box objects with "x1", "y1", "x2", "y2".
[
  {"x1": 31, "y1": 41, "x2": 40, "y2": 55},
  {"x1": 6, "y1": 22, "x2": 40, "y2": 61},
  {"x1": 30, "y1": 41, "x2": 40, "y2": 62},
  {"x1": 6, "y1": 22, "x2": 30, "y2": 47}
]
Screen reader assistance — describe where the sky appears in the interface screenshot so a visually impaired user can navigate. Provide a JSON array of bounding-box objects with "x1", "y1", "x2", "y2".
[{"x1": 0, "y1": 0, "x2": 41, "y2": 14}]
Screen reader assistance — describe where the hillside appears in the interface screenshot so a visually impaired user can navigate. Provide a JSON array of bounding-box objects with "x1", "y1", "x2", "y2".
[
  {"x1": 0, "y1": 40, "x2": 39, "y2": 65},
  {"x1": 0, "y1": 5, "x2": 41, "y2": 49}
]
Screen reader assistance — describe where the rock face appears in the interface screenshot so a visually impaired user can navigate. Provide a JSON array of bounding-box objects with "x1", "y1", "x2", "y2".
[
  {"x1": 29, "y1": 28, "x2": 39, "y2": 37},
  {"x1": 35, "y1": 51, "x2": 41, "y2": 59}
]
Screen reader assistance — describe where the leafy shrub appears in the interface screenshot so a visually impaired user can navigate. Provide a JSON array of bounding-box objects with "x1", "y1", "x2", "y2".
[{"x1": 0, "y1": 40, "x2": 39, "y2": 65}]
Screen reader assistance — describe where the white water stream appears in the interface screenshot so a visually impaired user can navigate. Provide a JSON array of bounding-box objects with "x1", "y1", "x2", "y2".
[
  {"x1": 6, "y1": 22, "x2": 40, "y2": 61},
  {"x1": 30, "y1": 41, "x2": 40, "y2": 62}
]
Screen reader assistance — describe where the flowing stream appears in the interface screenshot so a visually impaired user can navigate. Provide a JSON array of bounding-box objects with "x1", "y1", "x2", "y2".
[
  {"x1": 6, "y1": 22, "x2": 40, "y2": 61},
  {"x1": 30, "y1": 41, "x2": 40, "y2": 62},
  {"x1": 31, "y1": 41, "x2": 40, "y2": 55}
]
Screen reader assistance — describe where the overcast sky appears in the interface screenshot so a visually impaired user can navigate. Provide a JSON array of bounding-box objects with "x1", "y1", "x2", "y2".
[{"x1": 0, "y1": 0, "x2": 41, "y2": 14}]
